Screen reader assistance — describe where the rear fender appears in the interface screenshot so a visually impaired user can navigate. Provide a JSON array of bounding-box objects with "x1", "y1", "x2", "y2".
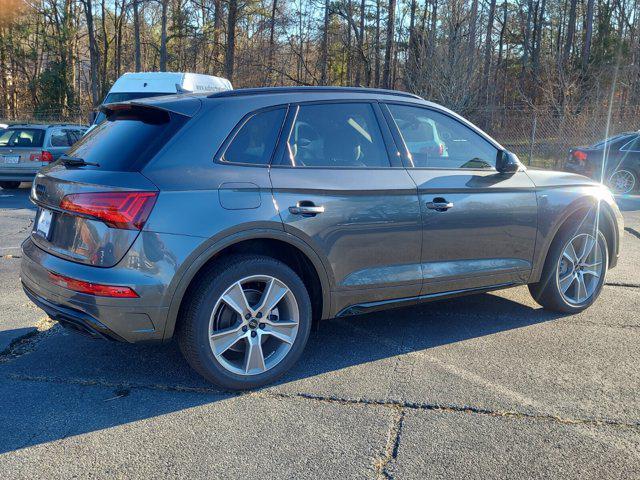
[{"x1": 162, "y1": 228, "x2": 333, "y2": 341}]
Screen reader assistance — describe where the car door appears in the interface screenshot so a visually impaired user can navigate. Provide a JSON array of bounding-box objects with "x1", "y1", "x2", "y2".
[
  {"x1": 269, "y1": 101, "x2": 422, "y2": 316},
  {"x1": 382, "y1": 102, "x2": 538, "y2": 296}
]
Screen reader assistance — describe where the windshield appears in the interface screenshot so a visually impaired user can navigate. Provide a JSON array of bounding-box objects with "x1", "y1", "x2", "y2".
[
  {"x1": 93, "y1": 92, "x2": 170, "y2": 125},
  {"x1": 0, "y1": 128, "x2": 45, "y2": 148}
]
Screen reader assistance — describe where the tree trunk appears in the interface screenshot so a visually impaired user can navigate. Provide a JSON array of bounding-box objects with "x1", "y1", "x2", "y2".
[
  {"x1": 382, "y1": 0, "x2": 396, "y2": 88},
  {"x1": 320, "y1": 0, "x2": 330, "y2": 84},
  {"x1": 100, "y1": 0, "x2": 109, "y2": 98},
  {"x1": 346, "y1": 0, "x2": 353, "y2": 84},
  {"x1": 82, "y1": 0, "x2": 100, "y2": 106},
  {"x1": 213, "y1": 0, "x2": 222, "y2": 67},
  {"x1": 467, "y1": 0, "x2": 478, "y2": 78},
  {"x1": 225, "y1": 0, "x2": 238, "y2": 81},
  {"x1": 582, "y1": 0, "x2": 595, "y2": 72},
  {"x1": 355, "y1": 0, "x2": 366, "y2": 85},
  {"x1": 374, "y1": 0, "x2": 381, "y2": 87},
  {"x1": 563, "y1": 0, "x2": 577, "y2": 65},
  {"x1": 267, "y1": 0, "x2": 278, "y2": 82},
  {"x1": 160, "y1": 0, "x2": 169, "y2": 71},
  {"x1": 481, "y1": 0, "x2": 497, "y2": 105},
  {"x1": 133, "y1": 0, "x2": 141, "y2": 72}
]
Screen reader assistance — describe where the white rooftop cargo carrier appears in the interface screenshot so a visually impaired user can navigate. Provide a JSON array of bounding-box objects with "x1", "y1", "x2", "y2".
[{"x1": 90, "y1": 72, "x2": 232, "y2": 127}]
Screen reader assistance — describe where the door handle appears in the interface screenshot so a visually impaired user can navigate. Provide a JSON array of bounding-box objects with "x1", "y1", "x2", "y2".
[
  {"x1": 426, "y1": 198, "x2": 454, "y2": 212},
  {"x1": 289, "y1": 203, "x2": 325, "y2": 216}
]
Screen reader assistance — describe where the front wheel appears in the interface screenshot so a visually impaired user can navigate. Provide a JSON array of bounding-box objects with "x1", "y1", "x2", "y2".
[
  {"x1": 529, "y1": 219, "x2": 608, "y2": 313},
  {"x1": 177, "y1": 255, "x2": 312, "y2": 390}
]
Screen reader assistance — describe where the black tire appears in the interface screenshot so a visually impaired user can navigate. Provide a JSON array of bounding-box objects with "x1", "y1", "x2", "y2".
[
  {"x1": 177, "y1": 254, "x2": 312, "y2": 390},
  {"x1": 0, "y1": 181, "x2": 20, "y2": 190},
  {"x1": 529, "y1": 217, "x2": 608, "y2": 313}
]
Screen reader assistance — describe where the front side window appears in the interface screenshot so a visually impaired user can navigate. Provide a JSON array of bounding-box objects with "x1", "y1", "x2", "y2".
[
  {"x1": 387, "y1": 104, "x2": 498, "y2": 169},
  {"x1": 283, "y1": 103, "x2": 390, "y2": 168},
  {"x1": 221, "y1": 108, "x2": 286, "y2": 165}
]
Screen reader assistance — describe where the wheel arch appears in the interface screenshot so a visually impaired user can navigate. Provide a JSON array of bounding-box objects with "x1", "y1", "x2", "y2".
[
  {"x1": 530, "y1": 196, "x2": 619, "y2": 283},
  {"x1": 163, "y1": 229, "x2": 332, "y2": 341}
]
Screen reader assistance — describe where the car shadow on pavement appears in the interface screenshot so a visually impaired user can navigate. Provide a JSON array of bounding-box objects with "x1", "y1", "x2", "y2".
[
  {"x1": 0, "y1": 290, "x2": 566, "y2": 454},
  {"x1": 0, "y1": 184, "x2": 35, "y2": 210}
]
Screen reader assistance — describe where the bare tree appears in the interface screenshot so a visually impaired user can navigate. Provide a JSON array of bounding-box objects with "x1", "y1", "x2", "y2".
[{"x1": 382, "y1": 0, "x2": 396, "y2": 88}]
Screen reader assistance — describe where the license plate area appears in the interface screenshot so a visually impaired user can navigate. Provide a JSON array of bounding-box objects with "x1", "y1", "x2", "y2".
[
  {"x1": 2, "y1": 155, "x2": 20, "y2": 164},
  {"x1": 35, "y1": 208, "x2": 54, "y2": 240}
]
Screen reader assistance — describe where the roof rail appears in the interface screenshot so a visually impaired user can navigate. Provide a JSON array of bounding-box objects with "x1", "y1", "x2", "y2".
[{"x1": 208, "y1": 86, "x2": 422, "y2": 100}]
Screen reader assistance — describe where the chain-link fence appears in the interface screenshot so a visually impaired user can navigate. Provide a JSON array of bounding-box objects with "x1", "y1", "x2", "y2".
[
  {"x1": 467, "y1": 106, "x2": 640, "y2": 169},
  {"x1": 0, "y1": 107, "x2": 92, "y2": 126}
]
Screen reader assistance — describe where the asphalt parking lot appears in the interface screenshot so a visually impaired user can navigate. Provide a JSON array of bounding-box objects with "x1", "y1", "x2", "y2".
[{"x1": 0, "y1": 185, "x2": 639, "y2": 479}]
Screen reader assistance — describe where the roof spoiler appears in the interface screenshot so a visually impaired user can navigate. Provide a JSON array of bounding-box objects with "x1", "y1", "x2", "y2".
[{"x1": 100, "y1": 95, "x2": 202, "y2": 118}]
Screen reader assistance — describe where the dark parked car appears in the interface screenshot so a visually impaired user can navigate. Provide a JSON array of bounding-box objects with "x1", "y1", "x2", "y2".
[
  {"x1": 0, "y1": 123, "x2": 86, "y2": 189},
  {"x1": 21, "y1": 87, "x2": 623, "y2": 389},
  {"x1": 565, "y1": 132, "x2": 640, "y2": 195}
]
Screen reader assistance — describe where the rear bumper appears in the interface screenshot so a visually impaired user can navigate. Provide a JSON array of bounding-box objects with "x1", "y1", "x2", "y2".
[
  {"x1": 20, "y1": 236, "x2": 173, "y2": 343},
  {"x1": 22, "y1": 283, "x2": 126, "y2": 341}
]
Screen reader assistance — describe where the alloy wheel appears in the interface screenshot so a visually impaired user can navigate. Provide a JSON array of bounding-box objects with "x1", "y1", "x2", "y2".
[
  {"x1": 608, "y1": 169, "x2": 636, "y2": 195},
  {"x1": 208, "y1": 275, "x2": 299, "y2": 376},
  {"x1": 556, "y1": 232, "x2": 605, "y2": 306}
]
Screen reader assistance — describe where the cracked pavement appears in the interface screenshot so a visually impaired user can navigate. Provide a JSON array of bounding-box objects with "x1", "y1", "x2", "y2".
[{"x1": 0, "y1": 186, "x2": 639, "y2": 479}]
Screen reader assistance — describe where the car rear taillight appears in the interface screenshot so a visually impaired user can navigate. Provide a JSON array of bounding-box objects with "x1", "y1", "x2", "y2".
[
  {"x1": 59, "y1": 191, "x2": 158, "y2": 230},
  {"x1": 572, "y1": 150, "x2": 588, "y2": 163},
  {"x1": 48, "y1": 271, "x2": 138, "y2": 298},
  {"x1": 30, "y1": 151, "x2": 54, "y2": 162}
]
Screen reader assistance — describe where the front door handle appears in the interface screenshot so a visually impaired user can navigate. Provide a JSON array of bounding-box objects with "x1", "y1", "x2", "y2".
[
  {"x1": 426, "y1": 198, "x2": 454, "y2": 212},
  {"x1": 289, "y1": 202, "x2": 325, "y2": 216}
]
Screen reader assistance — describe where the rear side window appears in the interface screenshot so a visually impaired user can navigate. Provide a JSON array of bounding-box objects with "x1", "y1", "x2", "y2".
[
  {"x1": 0, "y1": 129, "x2": 45, "y2": 148},
  {"x1": 221, "y1": 108, "x2": 286, "y2": 165},
  {"x1": 49, "y1": 130, "x2": 71, "y2": 147},
  {"x1": 282, "y1": 103, "x2": 390, "y2": 168},
  {"x1": 66, "y1": 107, "x2": 188, "y2": 171}
]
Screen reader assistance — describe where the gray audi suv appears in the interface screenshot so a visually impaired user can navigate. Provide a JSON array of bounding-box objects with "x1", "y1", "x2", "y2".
[{"x1": 21, "y1": 87, "x2": 624, "y2": 390}]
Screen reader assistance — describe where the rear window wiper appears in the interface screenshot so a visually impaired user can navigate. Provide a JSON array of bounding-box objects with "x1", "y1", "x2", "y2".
[{"x1": 59, "y1": 155, "x2": 100, "y2": 167}]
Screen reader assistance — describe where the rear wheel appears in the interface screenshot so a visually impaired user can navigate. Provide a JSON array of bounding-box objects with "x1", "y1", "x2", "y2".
[
  {"x1": 177, "y1": 255, "x2": 312, "y2": 390},
  {"x1": 0, "y1": 181, "x2": 20, "y2": 190},
  {"x1": 529, "y1": 218, "x2": 608, "y2": 313},
  {"x1": 607, "y1": 169, "x2": 637, "y2": 195}
]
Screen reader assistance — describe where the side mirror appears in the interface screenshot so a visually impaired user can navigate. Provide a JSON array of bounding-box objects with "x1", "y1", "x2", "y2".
[{"x1": 496, "y1": 150, "x2": 522, "y2": 173}]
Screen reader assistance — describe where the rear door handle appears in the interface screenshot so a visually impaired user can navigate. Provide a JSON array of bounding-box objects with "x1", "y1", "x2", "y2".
[
  {"x1": 426, "y1": 198, "x2": 454, "y2": 212},
  {"x1": 289, "y1": 203, "x2": 325, "y2": 216}
]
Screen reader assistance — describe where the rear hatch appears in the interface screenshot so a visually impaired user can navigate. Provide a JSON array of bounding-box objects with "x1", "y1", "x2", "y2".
[
  {"x1": 30, "y1": 100, "x2": 195, "y2": 267},
  {"x1": 0, "y1": 127, "x2": 47, "y2": 170}
]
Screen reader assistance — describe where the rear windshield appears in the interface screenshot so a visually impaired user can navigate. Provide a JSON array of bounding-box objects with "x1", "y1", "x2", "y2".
[
  {"x1": 65, "y1": 107, "x2": 188, "y2": 171},
  {"x1": 0, "y1": 128, "x2": 45, "y2": 148}
]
